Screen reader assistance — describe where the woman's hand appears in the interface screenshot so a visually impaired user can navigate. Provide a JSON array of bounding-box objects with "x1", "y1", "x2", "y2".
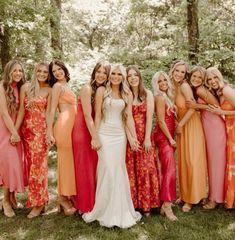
[
  {"x1": 208, "y1": 104, "x2": 223, "y2": 115},
  {"x1": 186, "y1": 100, "x2": 197, "y2": 109},
  {"x1": 46, "y1": 133, "x2": 55, "y2": 146},
  {"x1": 176, "y1": 123, "x2": 183, "y2": 134},
  {"x1": 143, "y1": 138, "x2": 151, "y2": 153},
  {"x1": 10, "y1": 132, "x2": 20, "y2": 144},
  {"x1": 169, "y1": 138, "x2": 176, "y2": 148},
  {"x1": 91, "y1": 138, "x2": 102, "y2": 151},
  {"x1": 129, "y1": 137, "x2": 140, "y2": 151}
]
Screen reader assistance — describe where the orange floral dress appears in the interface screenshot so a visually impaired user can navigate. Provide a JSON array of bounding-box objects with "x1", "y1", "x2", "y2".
[
  {"x1": 221, "y1": 99, "x2": 235, "y2": 208},
  {"x1": 126, "y1": 101, "x2": 160, "y2": 212},
  {"x1": 21, "y1": 96, "x2": 49, "y2": 207}
]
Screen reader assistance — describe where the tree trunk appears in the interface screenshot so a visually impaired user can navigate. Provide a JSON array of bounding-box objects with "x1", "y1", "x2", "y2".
[
  {"x1": 50, "y1": 0, "x2": 62, "y2": 59},
  {"x1": 187, "y1": 0, "x2": 199, "y2": 64},
  {"x1": 0, "y1": 24, "x2": 11, "y2": 70}
]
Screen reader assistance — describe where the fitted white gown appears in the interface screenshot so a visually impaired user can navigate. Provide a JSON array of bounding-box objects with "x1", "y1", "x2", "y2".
[{"x1": 82, "y1": 97, "x2": 141, "y2": 228}]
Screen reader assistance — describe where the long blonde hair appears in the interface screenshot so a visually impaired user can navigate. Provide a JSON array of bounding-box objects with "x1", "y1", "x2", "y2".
[
  {"x1": 205, "y1": 67, "x2": 226, "y2": 97},
  {"x1": 151, "y1": 71, "x2": 174, "y2": 111},
  {"x1": 2, "y1": 60, "x2": 26, "y2": 113},
  {"x1": 27, "y1": 63, "x2": 49, "y2": 106},
  {"x1": 103, "y1": 64, "x2": 130, "y2": 123}
]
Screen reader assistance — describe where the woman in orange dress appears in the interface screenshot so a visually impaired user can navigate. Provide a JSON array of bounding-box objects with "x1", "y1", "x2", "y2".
[
  {"x1": 47, "y1": 60, "x2": 76, "y2": 215},
  {"x1": 206, "y1": 67, "x2": 235, "y2": 209},
  {"x1": 171, "y1": 60, "x2": 207, "y2": 212},
  {"x1": 15, "y1": 63, "x2": 51, "y2": 218},
  {"x1": 125, "y1": 65, "x2": 160, "y2": 216},
  {"x1": 0, "y1": 60, "x2": 25, "y2": 217}
]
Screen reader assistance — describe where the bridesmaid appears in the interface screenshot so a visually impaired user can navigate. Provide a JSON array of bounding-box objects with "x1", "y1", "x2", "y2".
[
  {"x1": 0, "y1": 60, "x2": 25, "y2": 217},
  {"x1": 126, "y1": 65, "x2": 160, "y2": 216},
  {"x1": 206, "y1": 67, "x2": 235, "y2": 209},
  {"x1": 72, "y1": 60, "x2": 110, "y2": 213},
  {"x1": 171, "y1": 60, "x2": 207, "y2": 212},
  {"x1": 47, "y1": 59, "x2": 76, "y2": 215},
  {"x1": 152, "y1": 71, "x2": 177, "y2": 221},
  {"x1": 15, "y1": 63, "x2": 51, "y2": 218},
  {"x1": 186, "y1": 66, "x2": 226, "y2": 209},
  {"x1": 82, "y1": 64, "x2": 141, "y2": 228}
]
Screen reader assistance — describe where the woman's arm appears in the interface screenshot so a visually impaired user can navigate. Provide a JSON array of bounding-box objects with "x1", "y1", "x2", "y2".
[
  {"x1": 0, "y1": 85, "x2": 20, "y2": 143},
  {"x1": 155, "y1": 95, "x2": 176, "y2": 147},
  {"x1": 143, "y1": 90, "x2": 154, "y2": 152},
  {"x1": 176, "y1": 82, "x2": 196, "y2": 134},
  {"x1": 81, "y1": 85, "x2": 101, "y2": 150},
  {"x1": 15, "y1": 83, "x2": 28, "y2": 131},
  {"x1": 46, "y1": 83, "x2": 61, "y2": 145},
  {"x1": 94, "y1": 86, "x2": 105, "y2": 133}
]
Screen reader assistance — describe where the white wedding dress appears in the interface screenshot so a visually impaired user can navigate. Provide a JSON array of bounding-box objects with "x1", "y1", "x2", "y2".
[{"x1": 82, "y1": 97, "x2": 141, "y2": 228}]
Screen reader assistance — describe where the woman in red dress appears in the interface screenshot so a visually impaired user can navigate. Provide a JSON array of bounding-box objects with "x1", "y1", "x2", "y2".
[
  {"x1": 125, "y1": 65, "x2": 160, "y2": 216},
  {"x1": 0, "y1": 60, "x2": 25, "y2": 217},
  {"x1": 72, "y1": 61, "x2": 111, "y2": 213},
  {"x1": 152, "y1": 71, "x2": 177, "y2": 221},
  {"x1": 15, "y1": 63, "x2": 51, "y2": 218}
]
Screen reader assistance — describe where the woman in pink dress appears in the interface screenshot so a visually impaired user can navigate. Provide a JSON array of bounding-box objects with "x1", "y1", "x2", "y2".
[
  {"x1": 206, "y1": 67, "x2": 235, "y2": 209},
  {"x1": 125, "y1": 65, "x2": 160, "y2": 217},
  {"x1": 152, "y1": 71, "x2": 177, "y2": 221},
  {"x1": 186, "y1": 66, "x2": 226, "y2": 209},
  {"x1": 72, "y1": 61, "x2": 111, "y2": 213},
  {"x1": 15, "y1": 63, "x2": 51, "y2": 218},
  {"x1": 0, "y1": 60, "x2": 25, "y2": 217}
]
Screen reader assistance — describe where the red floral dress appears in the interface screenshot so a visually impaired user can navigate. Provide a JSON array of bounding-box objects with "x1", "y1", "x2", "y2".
[
  {"x1": 21, "y1": 96, "x2": 49, "y2": 207},
  {"x1": 126, "y1": 101, "x2": 160, "y2": 212}
]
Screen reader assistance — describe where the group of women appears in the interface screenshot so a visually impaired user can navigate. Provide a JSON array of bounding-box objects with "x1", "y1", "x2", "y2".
[{"x1": 0, "y1": 59, "x2": 235, "y2": 229}]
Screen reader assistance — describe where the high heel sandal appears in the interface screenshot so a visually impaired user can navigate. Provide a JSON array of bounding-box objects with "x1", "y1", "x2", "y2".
[
  {"x1": 160, "y1": 204, "x2": 178, "y2": 221},
  {"x1": 58, "y1": 200, "x2": 76, "y2": 216},
  {"x1": 203, "y1": 201, "x2": 218, "y2": 210},
  {"x1": 182, "y1": 203, "x2": 192, "y2": 213},
  {"x1": 1, "y1": 200, "x2": 16, "y2": 218},
  {"x1": 27, "y1": 206, "x2": 45, "y2": 219}
]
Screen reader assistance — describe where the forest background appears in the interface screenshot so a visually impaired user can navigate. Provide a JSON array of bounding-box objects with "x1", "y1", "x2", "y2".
[{"x1": 0, "y1": 0, "x2": 235, "y2": 240}]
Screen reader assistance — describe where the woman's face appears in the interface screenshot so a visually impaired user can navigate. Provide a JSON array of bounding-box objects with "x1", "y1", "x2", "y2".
[
  {"x1": 127, "y1": 69, "x2": 140, "y2": 88},
  {"x1": 95, "y1": 66, "x2": 107, "y2": 86},
  {"x1": 52, "y1": 64, "x2": 65, "y2": 81},
  {"x1": 207, "y1": 72, "x2": 220, "y2": 90},
  {"x1": 190, "y1": 70, "x2": 203, "y2": 88},
  {"x1": 172, "y1": 64, "x2": 186, "y2": 83},
  {"x1": 11, "y1": 64, "x2": 23, "y2": 83},
  {"x1": 37, "y1": 65, "x2": 49, "y2": 83},
  {"x1": 158, "y1": 74, "x2": 168, "y2": 92},
  {"x1": 110, "y1": 68, "x2": 123, "y2": 86}
]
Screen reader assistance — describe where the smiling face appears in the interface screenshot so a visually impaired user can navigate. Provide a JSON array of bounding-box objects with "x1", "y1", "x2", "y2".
[
  {"x1": 52, "y1": 64, "x2": 66, "y2": 82},
  {"x1": 207, "y1": 72, "x2": 220, "y2": 90},
  {"x1": 36, "y1": 65, "x2": 49, "y2": 83},
  {"x1": 157, "y1": 74, "x2": 169, "y2": 92},
  {"x1": 110, "y1": 68, "x2": 123, "y2": 86},
  {"x1": 95, "y1": 66, "x2": 108, "y2": 86},
  {"x1": 11, "y1": 64, "x2": 23, "y2": 83},
  {"x1": 172, "y1": 64, "x2": 187, "y2": 83},
  {"x1": 127, "y1": 68, "x2": 140, "y2": 88},
  {"x1": 190, "y1": 70, "x2": 203, "y2": 88}
]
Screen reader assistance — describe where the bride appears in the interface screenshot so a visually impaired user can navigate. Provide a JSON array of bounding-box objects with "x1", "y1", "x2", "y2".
[{"x1": 82, "y1": 64, "x2": 141, "y2": 228}]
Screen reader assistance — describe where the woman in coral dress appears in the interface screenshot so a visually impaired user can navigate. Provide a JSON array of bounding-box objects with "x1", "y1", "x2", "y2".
[
  {"x1": 171, "y1": 60, "x2": 207, "y2": 212},
  {"x1": 206, "y1": 67, "x2": 235, "y2": 209},
  {"x1": 125, "y1": 65, "x2": 160, "y2": 216},
  {"x1": 186, "y1": 66, "x2": 226, "y2": 209},
  {"x1": 82, "y1": 64, "x2": 141, "y2": 228},
  {"x1": 47, "y1": 60, "x2": 76, "y2": 215},
  {"x1": 72, "y1": 61, "x2": 110, "y2": 213},
  {"x1": 0, "y1": 60, "x2": 25, "y2": 217},
  {"x1": 152, "y1": 71, "x2": 177, "y2": 221},
  {"x1": 15, "y1": 63, "x2": 51, "y2": 218}
]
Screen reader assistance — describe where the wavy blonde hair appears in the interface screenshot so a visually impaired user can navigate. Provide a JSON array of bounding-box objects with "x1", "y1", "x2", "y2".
[
  {"x1": 2, "y1": 60, "x2": 26, "y2": 113},
  {"x1": 27, "y1": 63, "x2": 49, "y2": 106},
  {"x1": 151, "y1": 71, "x2": 174, "y2": 111},
  {"x1": 205, "y1": 67, "x2": 226, "y2": 97},
  {"x1": 169, "y1": 60, "x2": 189, "y2": 99},
  {"x1": 103, "y1": 64, "x2": 130, "y2": 123}
]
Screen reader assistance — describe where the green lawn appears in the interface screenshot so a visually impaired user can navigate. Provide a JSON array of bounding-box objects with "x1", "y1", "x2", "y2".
[{"x1": 1, "y1": 156, "x2": 235, "y2": 240}]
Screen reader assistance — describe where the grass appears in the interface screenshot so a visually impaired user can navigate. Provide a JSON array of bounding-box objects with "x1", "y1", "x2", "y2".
[{"x1": 1, "y1": 155, "x2": 235, "y2": 240}]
